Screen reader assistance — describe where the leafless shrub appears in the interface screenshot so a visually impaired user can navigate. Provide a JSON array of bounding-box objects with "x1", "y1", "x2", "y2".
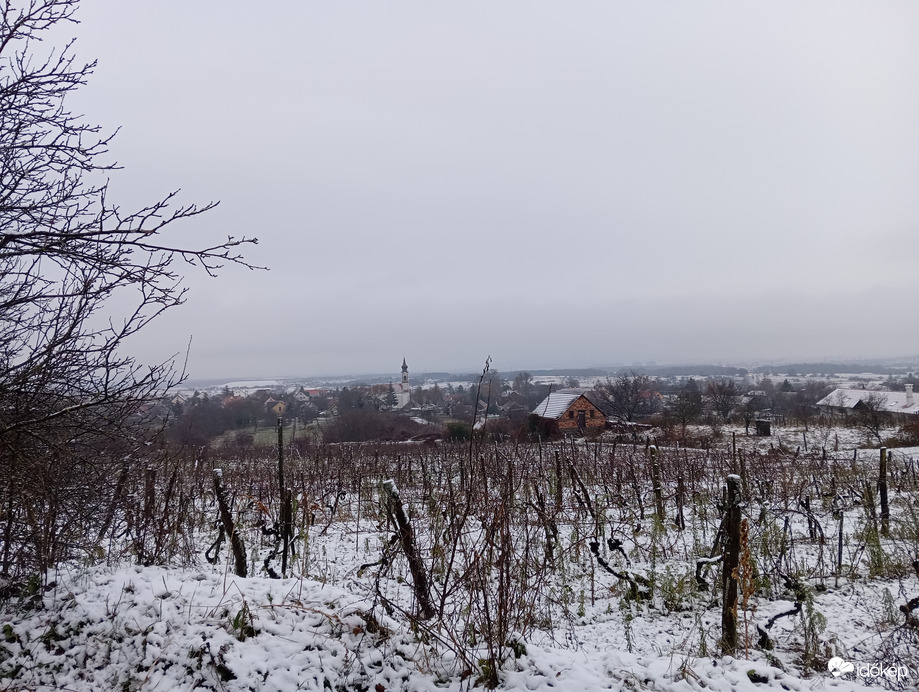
[{"x1": 0, "y1": 0, "x2": 259, "y2": 582}]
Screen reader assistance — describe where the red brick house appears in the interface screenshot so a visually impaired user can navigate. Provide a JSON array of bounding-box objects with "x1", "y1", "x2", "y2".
[{"x1": 531, "y1": 391, "x2": 610, "y2": 435}]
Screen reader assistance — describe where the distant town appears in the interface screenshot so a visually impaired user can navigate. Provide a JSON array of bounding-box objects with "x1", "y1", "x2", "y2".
[{"x1": 163, "y1": 357, "x2": 919, "y2": 447}]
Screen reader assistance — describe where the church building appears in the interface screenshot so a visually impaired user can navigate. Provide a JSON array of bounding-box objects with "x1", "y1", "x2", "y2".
[{"x1": 392, "y1": 358, "x2": 411, "y2": 409}]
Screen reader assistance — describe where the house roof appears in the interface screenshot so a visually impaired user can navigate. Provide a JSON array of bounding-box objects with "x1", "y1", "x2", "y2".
[
  {"x1": 532, "y1": 392, "x2": 580, "y2": 419},
  {"x1": 582, "y1": 390, "x2": 616, "y2": 417},
  {"x1": 816, "y1": 388, "x2": 919, "y2": 415},
  {"x1": 532, "y1": 391, "x2": 610, "y2": 420}
]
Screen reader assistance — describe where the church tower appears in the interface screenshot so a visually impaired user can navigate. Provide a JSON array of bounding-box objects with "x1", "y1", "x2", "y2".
[{"x1": 396, "y1": 358, "x2": 410, "y2": 408}]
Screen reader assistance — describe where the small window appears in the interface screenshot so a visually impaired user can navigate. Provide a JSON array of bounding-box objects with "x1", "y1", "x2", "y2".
[
  {"x1": 568, "y1": 411, "x2": 574, "y2": 418},
  {"x1": 590, "y1": 410, "x2": 595, "y2": 418}
]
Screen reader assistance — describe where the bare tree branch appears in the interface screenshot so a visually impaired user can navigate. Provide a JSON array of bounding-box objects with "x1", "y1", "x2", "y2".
[{"x1": 0, "y1": 0, "x2": 262, "y2": 579}]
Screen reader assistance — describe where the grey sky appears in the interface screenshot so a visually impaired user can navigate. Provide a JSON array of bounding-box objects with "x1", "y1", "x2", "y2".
[{"x1": 65, "y1": 1, "x2": 919, "y2": 378}]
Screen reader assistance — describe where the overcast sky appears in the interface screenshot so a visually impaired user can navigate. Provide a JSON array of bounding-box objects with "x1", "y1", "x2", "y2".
[{"x1": 62, "y1": 1, "x2": 919, "y2": 379}]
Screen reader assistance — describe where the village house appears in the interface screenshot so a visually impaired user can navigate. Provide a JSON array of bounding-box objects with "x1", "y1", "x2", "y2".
[
  {"x1": 264, "y1": 398, "x2": 287, "y2": 416},
  {"x1": 816, "y1": 385, "x2": 919, "y2": 422},
  {"x1": 531, "y1": 390, "x2": 611, "y2": 435},
  {"x1": 292, "y1": 387, "x2": 312, "y2": 403},
  {"x1": 497, "y1": 391, "x2": 531, "y2": 424}
]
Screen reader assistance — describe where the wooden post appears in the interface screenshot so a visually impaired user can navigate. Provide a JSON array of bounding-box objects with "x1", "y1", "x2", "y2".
[
  {"x1": 721, "y1": 474, "x2": 742, "y2": 656},
  {"x1": 281, "y1": 487, "x2": 293, "y2": 576},
  {"x1": 879, "y1": 447, "x2": 890, "y2": 538},
  {"x1": 277, "y1": 417, "x2": 293, "y2": 575},
  {"x1": 836, "y1": 508, "x2": 844, "y2": 586},
  {"x1": 650, "y1": 446, "x2": 665, "y2": 522},
  {"x1": 554, "y1": 450, "x2": 563, "y2": 514},
  {"x1": 675, "y1": 474, "x2": 686, "y2": 530},
  {"x1": 277, "y1": 417, "x2": 285, "y2": 492},
  {"x1": 382, "y1": 479, "x2": 435, "y2": 620},
  {"x1": 214, "y1": 469, "x2": 247, "y2": 577}
]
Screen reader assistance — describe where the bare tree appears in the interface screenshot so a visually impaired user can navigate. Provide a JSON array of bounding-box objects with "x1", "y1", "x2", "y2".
[
  {"x1": 512, "y1": 372, "x2": 533, "y2": 396},
  {"x1": 706, "y1": 379, "x2": 740, "y2": 421},
  {"x1": 739, "y1": 395, "x2": 765, "y2": 435},
  {"x1": 854, "y1": 393, "x2": 889, "y2": 444},
  {"x1": 668, "y1": 378, "x2": 703, "y2": 434},
  {"x1": 0, "y1": 1, "x2": 259, "y2": 579},
  {"x1": 594, "y1": 370, "x2": 659, "y2": 422},
  {"x1": 791, "y1": 381, "x2": 831, "y2": 431}
]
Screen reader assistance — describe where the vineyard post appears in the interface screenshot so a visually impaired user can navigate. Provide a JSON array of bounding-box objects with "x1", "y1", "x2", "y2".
[
  {"x1": 650, "y1": 445, "x2": 665, "y2": 522},
  {"x1": 879, "y1": 447, "x2": 889, "y2": 538},
  {"x1": 278, "y1": 417, "x2": 293, "y2": 575},
  {"x1": 721, "y1": 474, "x2": 742, "y2": 655},
  {"x1": 382, "y1": 479, "x2": 436, "y2": 620},
  {"x1": 555, "y1": 450, "x2": 563, "y2": 514},
  {"x1": 675, "y1": 474, "x2": 686, "y2": 530},
  {"x1": 277, "y1": 416, "x2": 285, "y2": 491},
  {"x1": 836, "y1": 506, "x2": 844, "y2": 587},
  {"x1": 213, "y1": 469, "x2": 247, "y2": 577}
]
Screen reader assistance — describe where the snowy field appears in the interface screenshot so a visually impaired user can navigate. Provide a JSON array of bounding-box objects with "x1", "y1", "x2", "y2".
[
  {"x1": 2, "y1": 431, "x2": 918, "y2": 691},
  {"x1": 1, "y1": 563, "x2": 898, "y2": 691}
]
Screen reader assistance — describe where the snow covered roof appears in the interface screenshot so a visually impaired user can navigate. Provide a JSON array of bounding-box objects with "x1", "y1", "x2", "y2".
[
  {"x1": 535, "y1": 391, "x2": 613, "y2": 419},
  {"x1": 532, "y1": 392, "x2": 581, "y2": 419},
  {"x1": 532, "y1": 389, "x2": 615, "y2": 419},
  {"x1": 816, "y1": 388, "x2": 919, "y2": 415}
]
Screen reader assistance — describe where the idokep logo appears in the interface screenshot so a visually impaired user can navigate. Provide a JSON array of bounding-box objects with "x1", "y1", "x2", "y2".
[
  {"x1": 827, "y1": 657, "x2": 854, "y2": 676},
  {"x1": 827, "y1": 656, "x2": 912, "y2": 683}
]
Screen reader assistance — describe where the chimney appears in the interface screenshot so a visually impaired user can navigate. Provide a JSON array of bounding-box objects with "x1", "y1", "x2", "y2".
[{"x1": 907, "y1": 383, "x2": 914, "y2": 407}]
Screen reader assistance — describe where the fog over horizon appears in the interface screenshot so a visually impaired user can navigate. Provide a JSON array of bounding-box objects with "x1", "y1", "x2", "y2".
[
  {"x1": 186, "y1": 351, "x2": 919, "y2": 387},
  {"x1": 63, "y1": 2, "x2": 919, "y2": 380}
]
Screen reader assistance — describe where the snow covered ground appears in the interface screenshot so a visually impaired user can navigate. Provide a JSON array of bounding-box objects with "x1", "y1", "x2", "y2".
[
  {"x1": 0, "y1": 562, "x2": 901, "y2": 691},
  {"x1": 2, "y1": 433, "x2": 918, "y2": 691}
]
